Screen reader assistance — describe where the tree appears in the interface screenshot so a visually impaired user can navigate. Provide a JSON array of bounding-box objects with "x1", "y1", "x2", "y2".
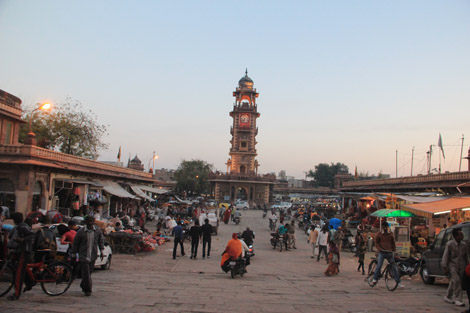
[
  {"x1": 174, "y1": 159, "x2": 214, "y2": 196},
  {"x1": 20, "y1": 98, "x2": 108, "y2": 159},
  {"x1": 307, "y1": 162, "x2": 349, "y2": 188}
]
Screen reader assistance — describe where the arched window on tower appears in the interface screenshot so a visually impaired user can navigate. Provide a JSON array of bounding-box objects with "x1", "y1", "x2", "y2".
[{"x1": 240, "y1": 165, "x2": 246, "y2": 173}]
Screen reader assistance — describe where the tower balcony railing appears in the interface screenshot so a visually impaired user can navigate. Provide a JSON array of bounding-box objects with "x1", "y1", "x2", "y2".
[{"x1": 209, "y1": 172, "x2": 275, "y2": 182}]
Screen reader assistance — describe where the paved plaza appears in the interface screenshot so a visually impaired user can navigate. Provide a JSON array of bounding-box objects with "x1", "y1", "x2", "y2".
[{"x1": 0, "y1": 211, "x2": 466, "y2": 313}]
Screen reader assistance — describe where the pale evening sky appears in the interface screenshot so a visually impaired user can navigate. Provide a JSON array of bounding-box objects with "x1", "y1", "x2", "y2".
[{"x1": 1, "y1": 1, "x2": 469, "y2": 179}]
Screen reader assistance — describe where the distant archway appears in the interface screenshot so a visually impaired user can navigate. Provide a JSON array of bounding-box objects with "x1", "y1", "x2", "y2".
[
  {"x1": 236, "y1": 187, "x2": 248, "y2": 201},
  {"x1": 240, "y1": 165, "x2": 246, "y2": 173}
]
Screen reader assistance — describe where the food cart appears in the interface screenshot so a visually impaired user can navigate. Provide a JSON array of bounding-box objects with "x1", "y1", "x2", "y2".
[{"x1": 370, "y1": 209, "x2": 415, "y2": 257}]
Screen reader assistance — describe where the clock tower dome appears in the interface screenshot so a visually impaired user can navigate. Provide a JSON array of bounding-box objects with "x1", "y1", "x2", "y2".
[{"x1": 226, "y1": 69, "x2": 260, "y2": 175}]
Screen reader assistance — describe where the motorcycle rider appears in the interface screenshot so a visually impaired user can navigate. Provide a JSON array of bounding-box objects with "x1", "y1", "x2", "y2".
[
  {"x1": 241, "y1": 225, "x2": 255, "y2": 247},
  {"x1": 221, "y1": 233, "x2": 246, "y2": 273},
  {"x1": 277, "y1": 223, "x2": 289, "y2": 251},
  {"x1": 233, "y1": 209, "x2": 242, "y2": 224}
]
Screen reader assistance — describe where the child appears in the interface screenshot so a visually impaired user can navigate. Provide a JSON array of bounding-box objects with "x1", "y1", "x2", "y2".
[{"x1": 356, "y1": 231, "x2": 366, "y2": 275}]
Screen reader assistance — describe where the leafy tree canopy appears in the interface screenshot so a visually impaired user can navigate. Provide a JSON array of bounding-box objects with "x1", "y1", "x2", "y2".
[
  {"x1": 20, "y1": 98, "x2": 108, "y2": 159},
  {"x1": 307, "y1": 162, "x2": 349, "y2": 188},
  {"x1": 174, "y1": 159, "x2": 214, "y2": 196}
]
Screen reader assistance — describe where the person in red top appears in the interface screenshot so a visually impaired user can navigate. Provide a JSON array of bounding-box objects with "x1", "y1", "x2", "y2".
[{"x1": 61, "y1": 220, "x2": 78, "y2": 245}]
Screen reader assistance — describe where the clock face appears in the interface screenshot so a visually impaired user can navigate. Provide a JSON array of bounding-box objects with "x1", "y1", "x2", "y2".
[{"x1": 240, "y1": 114, "x2": 249, "y2": 123}]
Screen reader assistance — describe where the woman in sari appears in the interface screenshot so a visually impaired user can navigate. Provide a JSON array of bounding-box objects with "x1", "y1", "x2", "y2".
[
  {"x1": 223, "y1": 207, "x2": 231, "y2": 224},
  {"x1": 221, "y1": 233, "x2": 243, "y2": 272},
  {"x1": 325, "y1": 241, "x2": 340, "y2": 276}
]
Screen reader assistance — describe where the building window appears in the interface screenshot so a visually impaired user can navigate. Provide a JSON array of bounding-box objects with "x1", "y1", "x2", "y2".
[{"x1": 4, "y1": 121, "x2": 13, "y2": 144}]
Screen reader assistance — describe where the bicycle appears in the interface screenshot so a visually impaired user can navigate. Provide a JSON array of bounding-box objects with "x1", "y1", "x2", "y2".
[
  {"x1": 366, "y1": 253, "x2": 400, "y2": 291},
  {"x1": 0, "y1": 249, "x2": 73, "y2": 297}
]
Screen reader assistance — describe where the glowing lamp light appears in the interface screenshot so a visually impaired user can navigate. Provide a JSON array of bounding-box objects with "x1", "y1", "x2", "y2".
[
  {"x1": 434, "y1": 210, "x2": 451, "y2": 215},
  {"x1": 39, "y1": 102, "x2": 51, "y2": 110},
  {"x1": 462, "y1": 208, "x2": 470, "y2": 211}
]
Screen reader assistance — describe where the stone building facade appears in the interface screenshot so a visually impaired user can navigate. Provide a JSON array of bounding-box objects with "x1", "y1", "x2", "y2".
[{"x1": 0, "y1": 89, "x2": 167, "y2": 216}]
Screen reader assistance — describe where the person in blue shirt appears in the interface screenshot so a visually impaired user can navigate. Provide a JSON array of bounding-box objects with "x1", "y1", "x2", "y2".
[
  {"x1": 277, "y1": 223, "x2": 289, "y2": 251},
  {"x1": 172, "y1": 221, "x2": 185, "y2": 259}
]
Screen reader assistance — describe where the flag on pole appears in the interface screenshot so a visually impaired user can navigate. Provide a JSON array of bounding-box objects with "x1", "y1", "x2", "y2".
[
  {"x1": 438, "y1": 133, "x2": 445, "y2": 159},
  {"x1": 117, "y1": 146, "x2": 121, "y2": 161},
  {"x1": 354, "y1": 166, "x2": 358, "y2": 179}
]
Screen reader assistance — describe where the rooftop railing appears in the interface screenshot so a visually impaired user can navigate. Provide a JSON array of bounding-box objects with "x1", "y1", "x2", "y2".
[
  {"x1": 0, "y1": 144, "x2": 152, "y2": 179},
  {"x1": 342, "y1": 171, "x2": 470, "y2": 187}
]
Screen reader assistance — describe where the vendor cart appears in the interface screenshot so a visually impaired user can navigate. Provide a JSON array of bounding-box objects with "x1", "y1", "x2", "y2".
[{"x1": 107, "y1": 232, "x2": 142, "y2": 254}]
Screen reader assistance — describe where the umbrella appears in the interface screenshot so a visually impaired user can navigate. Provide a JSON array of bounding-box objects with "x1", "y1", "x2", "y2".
[
  {"x1": 329, "y1": 218, "x2": 342, "y2": 230},
  {"x1": 370, "y1": 209, "x2": 415, "y2": 218}
]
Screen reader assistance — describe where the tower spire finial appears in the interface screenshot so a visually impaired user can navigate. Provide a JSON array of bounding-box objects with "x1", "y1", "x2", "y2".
[{"x1": 245, "y1": 68, "x2": 248, "y2": 76}]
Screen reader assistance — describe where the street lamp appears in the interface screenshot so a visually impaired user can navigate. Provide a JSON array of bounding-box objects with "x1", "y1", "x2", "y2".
[
  {"x1": 29, "y1": 102, "x2": 52, "y2": 133},
  {"x1": 148, "y1": 151, "x2": 159, "y2": 173}
]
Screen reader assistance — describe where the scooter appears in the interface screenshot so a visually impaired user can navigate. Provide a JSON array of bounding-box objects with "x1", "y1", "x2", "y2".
[{"x1": 234, "y1": 216, "x2": 241, "y2": 225}]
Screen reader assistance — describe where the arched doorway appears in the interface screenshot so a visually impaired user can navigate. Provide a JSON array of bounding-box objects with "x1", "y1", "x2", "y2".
[
  {"x1": 0, "y1": 178, "x2": 16, "y2": 213},
  {"x1": 236, "y1": 187, "x2": 248, "y2": 201},
  {"x1": 239, "y1": 165, "x2": 246, "y2": 173}
]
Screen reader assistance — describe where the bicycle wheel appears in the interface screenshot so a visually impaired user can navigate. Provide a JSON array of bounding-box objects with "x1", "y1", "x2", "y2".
[
  {"x1": 40, "y1": 262, "x2": 73, "y2": 296},
  {"x1": 367, "y1": 260, "x2": 377, "y2": 287},
  {"x1": 385, "y1": 264, "x2": 399, "y2": 291},
  {"x1": 0, "y1": 262, "x2": 14, "y2": 297}
]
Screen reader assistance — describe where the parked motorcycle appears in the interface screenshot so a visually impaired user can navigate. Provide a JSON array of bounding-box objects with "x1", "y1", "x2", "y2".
[
  {"x1": 396, "y1": 256, "x2": 421, "y2": 277},
  {"x1": 342, "y1": 232, "x2": 357, "y2": 253},
  {"x1": 228, "y1": 257, "x2": 247, "y2": 279}
]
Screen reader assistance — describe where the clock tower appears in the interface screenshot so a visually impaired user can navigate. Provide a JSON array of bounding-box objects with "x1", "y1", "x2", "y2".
[
  {"x1": 209, "y1": 70, "x2": 275, "y2": 205},
  {"x1": 226, "y1": 69, "x2": 260, "y2": 175}
]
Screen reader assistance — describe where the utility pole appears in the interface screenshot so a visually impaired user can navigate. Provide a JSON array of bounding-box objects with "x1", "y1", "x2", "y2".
[
  {"x1": 396, "y1": 149, "x2": 398, "y2": 178},
  {"x1": 411, "y1": 146, "x2": 414, "y2": 176},
  {"x1": 459, "y1": 134, "x2": 465, "y2": 172}
]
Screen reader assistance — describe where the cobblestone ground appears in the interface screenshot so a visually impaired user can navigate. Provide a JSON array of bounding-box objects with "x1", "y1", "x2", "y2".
[{"x1": 0, "y1": 210, "x2": 466, "y2": 312}]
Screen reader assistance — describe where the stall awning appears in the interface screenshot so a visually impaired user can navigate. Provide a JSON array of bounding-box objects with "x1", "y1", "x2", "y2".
[
  {"x1": 135, "y1": 185, "x2": 169, "y2": 195},
  {"x1": 130, "y1": 185, "x2": 155, "y2": 202},
  {"x1": 98, "y1": 181, "x2": 138, "y2": 199},
  {"x1": 175, "y1": 196, "x2": 193, "y2": 205},
  {"x1": 401, "y1": 197, "x2": 470, "y2": 218}
]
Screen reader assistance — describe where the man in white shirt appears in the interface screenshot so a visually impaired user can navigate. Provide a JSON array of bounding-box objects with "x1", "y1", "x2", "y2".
[{"x1": 316, "y1": 226, "x2": 329, "y2": 263}]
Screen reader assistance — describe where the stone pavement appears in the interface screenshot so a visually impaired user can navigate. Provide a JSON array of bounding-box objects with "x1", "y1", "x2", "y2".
[{"x1": 0, "y1": 210, "x2": 466, "y2": 312}]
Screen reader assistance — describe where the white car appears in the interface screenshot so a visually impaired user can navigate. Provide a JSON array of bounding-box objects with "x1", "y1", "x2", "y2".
[
  {"x1": 50, "y1": 224, "x2": 113, "y2": 270},
  {"x1": 235, "y1": 200, "x2": 250, "y2": 210},
  {"x1": 270, "y1": 202, "x2": 292, "y2": 211}
]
